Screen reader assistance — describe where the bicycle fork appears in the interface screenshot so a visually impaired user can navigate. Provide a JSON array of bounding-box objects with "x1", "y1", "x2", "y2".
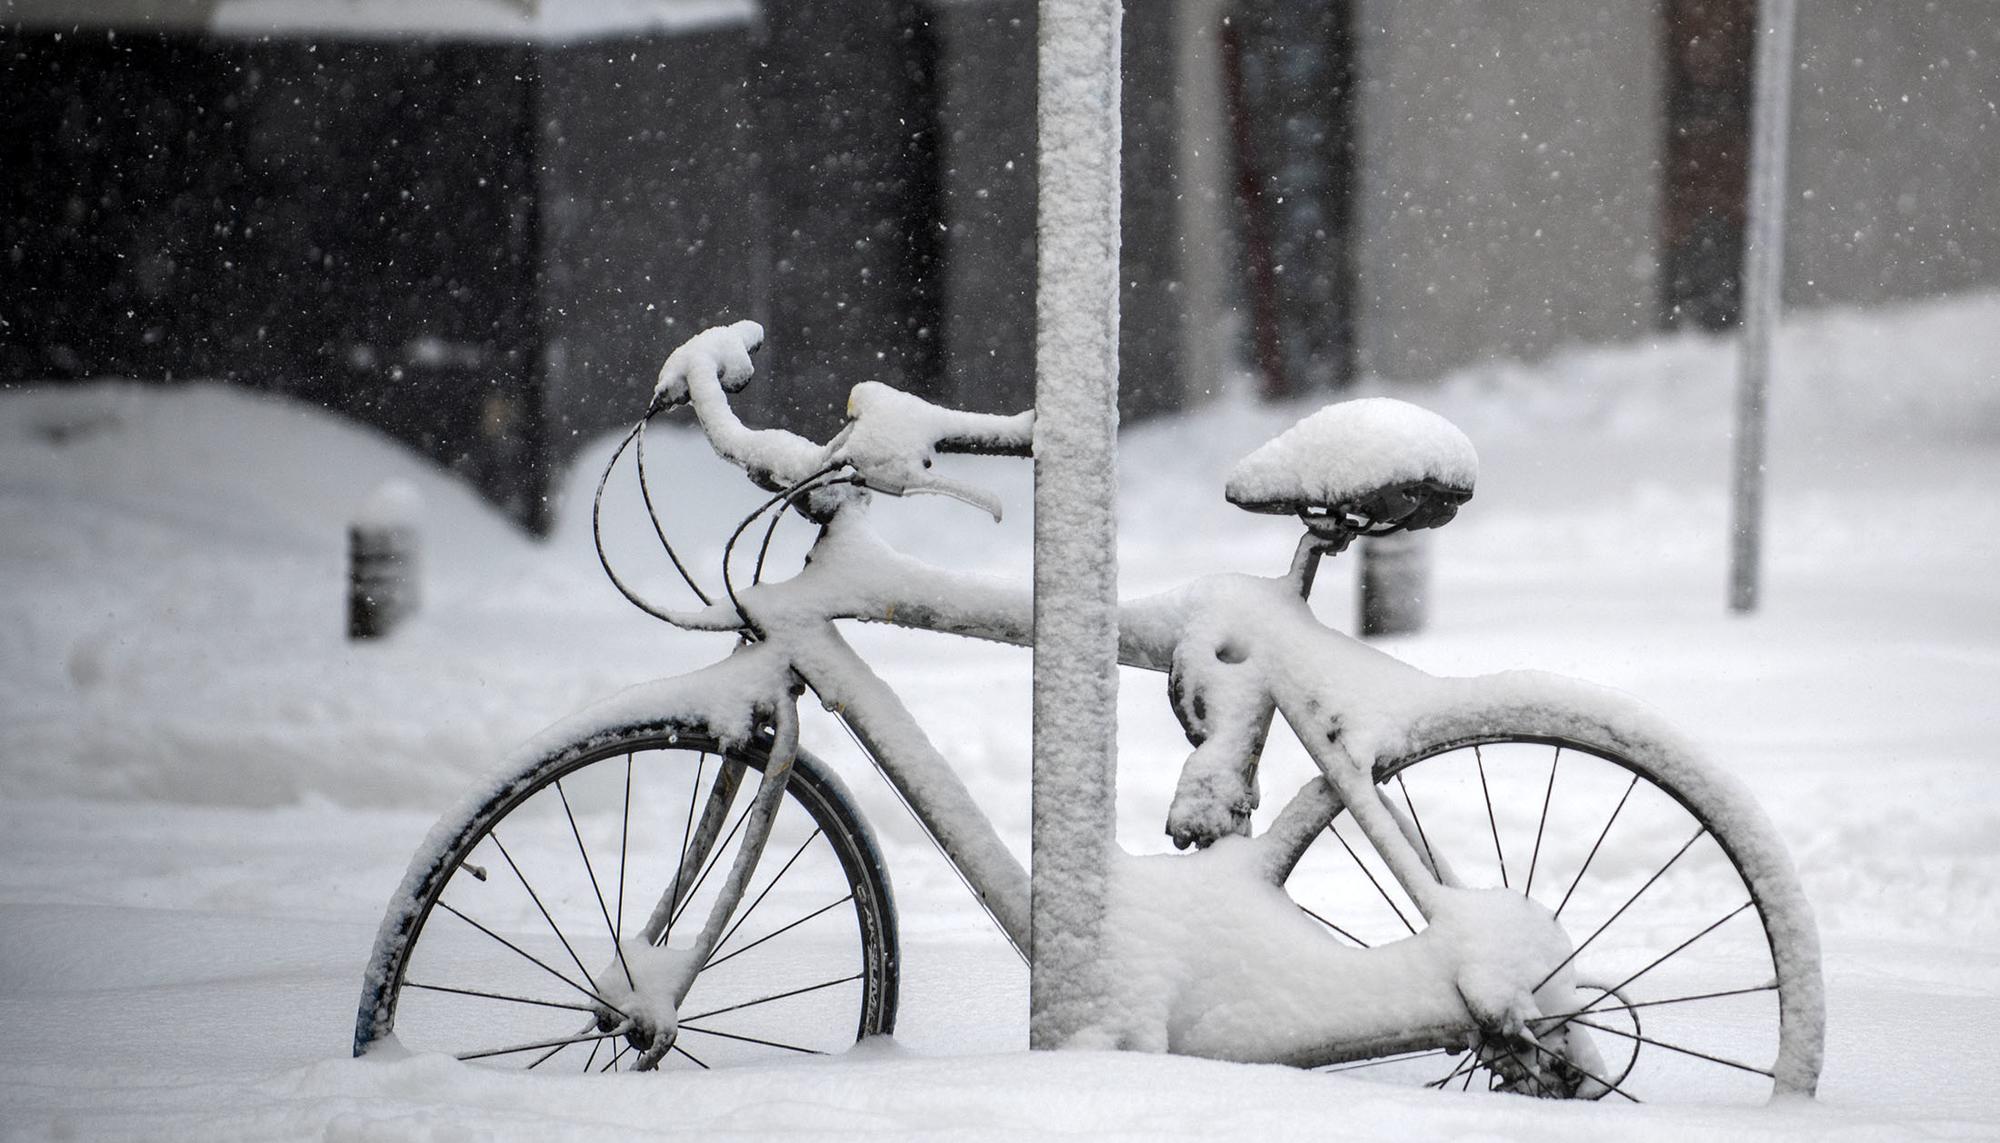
[{"x1": 593, "y1": 696, "x2": 804, "y2": 1068}]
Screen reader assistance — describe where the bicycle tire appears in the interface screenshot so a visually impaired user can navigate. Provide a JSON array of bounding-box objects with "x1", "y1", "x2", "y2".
[
  {"x1": 1281, "y1": 699, "x2": 1823, "y2": 1103},
  {"x1": 355, "y1": 721, "x2": 898, "y2": 1071}
]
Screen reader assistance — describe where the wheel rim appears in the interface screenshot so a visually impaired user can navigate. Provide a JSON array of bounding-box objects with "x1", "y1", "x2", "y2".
[
  {"x1": 1288, "y1": 736, "x2": 1788, "y2": 1102},
  {"x1": 371, "y1": 732, "x2": 893, "y2": 1072}
]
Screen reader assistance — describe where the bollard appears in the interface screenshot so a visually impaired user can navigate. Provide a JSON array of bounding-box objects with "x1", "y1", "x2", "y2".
[
  {"x1": 1357, "y1": 530, "x2": 1429, "y2": 637},
  {"x1": 348, "y1": 480, "x2": 422, "y2": 640}
]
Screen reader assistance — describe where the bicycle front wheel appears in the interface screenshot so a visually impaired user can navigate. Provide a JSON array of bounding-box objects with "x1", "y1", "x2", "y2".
[
  {"x1": 355, "y1": 723, "x2": 898, "y2": 1072},
  {"x1": 1282, "y1": 705, "x2": 1822, "y2": 1103}
]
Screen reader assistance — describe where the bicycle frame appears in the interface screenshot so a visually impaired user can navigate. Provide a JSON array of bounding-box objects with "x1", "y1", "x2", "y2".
[
  {"x1": 550, "y1": 320, "x2": 1818, "y2": 1084},
  {"x1": 624, "y1": 480, "x2": 1581, "y2": 1068}
]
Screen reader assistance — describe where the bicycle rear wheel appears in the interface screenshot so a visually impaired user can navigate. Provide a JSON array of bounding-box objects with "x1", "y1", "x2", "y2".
[
  {"x1": 355, "y1": 723, "x2": 898, "y2": 1072},
  {"x1": 1283, "y1": 717, "x2": 1821, "y2": 1103}
]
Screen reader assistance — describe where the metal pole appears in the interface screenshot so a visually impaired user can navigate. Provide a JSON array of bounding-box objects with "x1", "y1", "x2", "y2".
[
  {"x1": 1030, "y1": 0, "x2": 1122, "y2": 1049},
  {"x1": 1358, "y1": 531, "x2": 1430, "y2": 637},
  {"x1": 348, "y1": 480, "x2": 422, "y2": 640},
  {"x1": 1728, "y1": 0, "x2": 1797, "y2": 613}
]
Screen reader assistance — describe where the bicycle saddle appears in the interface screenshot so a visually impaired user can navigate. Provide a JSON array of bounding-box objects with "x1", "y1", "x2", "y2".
[{"x1": 1224, "y1": 397, "x2": 1477, "y2": 534}]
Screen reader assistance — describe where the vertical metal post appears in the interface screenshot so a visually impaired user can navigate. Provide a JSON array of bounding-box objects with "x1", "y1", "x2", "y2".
[
  {"x1": 1729, "y1": 0, "x2": 1797, "y2": 613},
  {"x1": 1030, "y1": 0, "x2": 1122, "y2": 1049},
  {"x1": 1173, "y1": 0, "x2": 1233, "y2": 405},
  {"x1": 348, "y1": 481, "x2": 422, "y2": 640},
  {"x1": 1358, "y1": 531, "x2": 1430, "y2": 637}
]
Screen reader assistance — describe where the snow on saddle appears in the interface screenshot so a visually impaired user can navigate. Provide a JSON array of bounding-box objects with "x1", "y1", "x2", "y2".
[{"x1": 1224, "y1": 397, "x2": 1477, "y2": 539}]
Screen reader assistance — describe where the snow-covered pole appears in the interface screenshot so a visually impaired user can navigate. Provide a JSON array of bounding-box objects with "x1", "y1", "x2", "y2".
[
  {"x1": 1030, "y1": 0, "x2": 1122, "y2": 1048},
  {"x1": 348, "y1": 480, "x2": 422, "y2": 640},
  {"x1": 1728, "y1": 0, "x2": 1797, "y2": 614}
]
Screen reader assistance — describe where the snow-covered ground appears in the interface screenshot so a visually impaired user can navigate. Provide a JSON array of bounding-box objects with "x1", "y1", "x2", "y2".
[{"x1": 3, "y1": 294, "x2": 1998, "y2": 1139}]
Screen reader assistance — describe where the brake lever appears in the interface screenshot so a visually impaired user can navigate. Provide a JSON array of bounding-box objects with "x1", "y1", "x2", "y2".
[
  {"x1": 820, "y1": 438, "x2": 1006, "y2": 521},
  {"x1": 901, "y1": 473, "x2": 1004, "y2": 522},
  {"x1": 821, "y1": 388, "x2": 1008, "y2": 521}
]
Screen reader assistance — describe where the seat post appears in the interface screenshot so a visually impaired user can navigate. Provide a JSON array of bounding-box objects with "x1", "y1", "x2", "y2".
[{"x1": 1289, "y1": 533, "x2": 1327, "y2": 599}]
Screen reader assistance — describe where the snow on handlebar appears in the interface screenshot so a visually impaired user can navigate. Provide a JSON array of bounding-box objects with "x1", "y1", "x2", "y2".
[
  {"x1": 655, "y1": 322, "x2": 1033, "y2": 519},
  {"x1": 824, "y1": 383, "x2": 1033, "y2": 521},
  {"x1": 652, "y1": 321, "x2": 828, "y2": 492},
  {"x1": 652, "y1": 319, "x2": 764, "y2": 402}
]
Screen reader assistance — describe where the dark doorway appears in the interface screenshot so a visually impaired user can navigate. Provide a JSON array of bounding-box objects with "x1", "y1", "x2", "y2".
[
  {"x1": 1660, "y1": 0, "x2": 1755, "y2": 331},
  {"x1": 1223, "y1": 0, "x2": 1359, "y2": 398},
  {"x1": 753, "y1": 0, "x2": 949, "y2": 437}
]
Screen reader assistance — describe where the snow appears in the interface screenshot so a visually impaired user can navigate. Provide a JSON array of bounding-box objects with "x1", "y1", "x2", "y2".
[
  {"x1": 353, "y1": 479, "x2": 424, "y2": 531},
  {"x1": 1082, "y1": 841, "x2": 1609, "y2": 1073},
  {"x1": 655, "y1": 320, "x2": 829, "y2": 494},
  {"x1": 4, "y1": 292, "x2": 2000, "y2": 1136}
]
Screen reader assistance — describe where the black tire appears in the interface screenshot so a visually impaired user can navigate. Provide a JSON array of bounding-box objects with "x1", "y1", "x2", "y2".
[
  {"x1": 1284, "y1": 716, "x2": 1822, "y2": 1103},
  {"x1": 355, "y1": 722, "x2": 897, "y2": 1072}
]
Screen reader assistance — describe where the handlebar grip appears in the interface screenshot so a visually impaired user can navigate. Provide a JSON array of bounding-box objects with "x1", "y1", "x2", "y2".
[
  {"x1": 654, "y1": 320, "x2": 764, "y2": 405},
  {"x1": 718, "y1": 320, "x2": 763, "y2": 393},
  {"x1": 934, "y1": 429, "x2": 1033, "y2": 459},
  {"x1": 931, "y1": 406, "x2": 1035, "y2": 459}
]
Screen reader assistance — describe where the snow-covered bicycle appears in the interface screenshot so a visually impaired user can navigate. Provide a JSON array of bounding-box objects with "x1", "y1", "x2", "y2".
[{"x1": 355, "y1": 322, "x2": 1823, "y2": 1101}]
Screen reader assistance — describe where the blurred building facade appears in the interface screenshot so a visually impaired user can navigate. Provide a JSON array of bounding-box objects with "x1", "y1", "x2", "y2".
[{"x1": 5, "y1": 0, "x2": 1996, "y2": 530}]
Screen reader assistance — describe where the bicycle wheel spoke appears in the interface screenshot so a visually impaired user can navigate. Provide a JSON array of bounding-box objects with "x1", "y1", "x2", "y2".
[
  {"x1": 527, "y1": 1036, "x2": 572, "y2": 1070},
  {"x1": 1524, "y1": 748, "x2": 1560, "y2": 900},
  {"x1": 456, "y1": 1029, "x2": 622, "y2": 1063},
  {"x1": 1269, "y1": 734, "x2": 1808, "y2": 1105},
  {"x1": 490, "y1": 829, "x2": 597, "y2": 987},
  {"x1": 1318, "y1": 1047, "x2": 1450, "y2": 1073},
  {"x1": 681, "y1": 972, "x2": 863, "y2": 1024},
  {"x1": 1567, "y1": 1017, "x2": 1774, "y2": 1078},
  {"x1": 663, "y1": 751, "x2": 708, "y2": 946},
  {"x1": 711, "y1": 827, "x2": 823, "y2": 961},
  {"x1": 1395, "y1": 774, "x2": 1439, "y2": 881},
  {"x1": 1475, "y1": 1041, "x2": 1530, "y2": 1096},
  {"x1": 615, "y1": 754, "x2": 632, "y2": 953},
  {"x1": 1531, "y1": 982, "x2": 1777, "y2": 1026},
  {"x1": 1493, "y1": 1041, "x2": 1548, "y2": 1097},
  {"x1": 556, "y1": 778, "x2": 636, "y2": 991},
  {"x1": 433, "y1": 899, "x2": 629, "y2": 1020},
  {"x1": 1475, "y1": 746, "x2": 1509, "y2": 889},
  {"x1": 402, "y1": 980, "x2": 599, "y2": 1014},
  {"x1": 1328, "y1": 819, "x2": 1416, "y2": 935},
  {"x1": 1298, "y1": 903, "x2": 1369, "y2": 948},
  {"x1": 1428, "y1": 1050, "x2": 1480, "y2": 1090},
  {"x1": 1542, "y1": 900, "x2": 1755, "y2": 1029},
  {"x1": 364, "y1": 730, "x2": 907, "y2": 1078},
  {"x1": 676, "y1": 1024, "x2": 824, "y2": 1055},
  {"x1": 1525, "y1": 1043, "x2": 1567, "y2": 1098},
  {"x1": 1534, "y1": 826, "x2": 1710, "y2": 992},
  {"x1": 1555, "y1": 773, "x2": 1638, "y2": 919},
  {"x1": 1523, "y1": 1038, "x2": 1643, "y2": 1103},
  {"x1": 667, "y1": 795, "x2": 756, "y2": 934},
  {"x1": 704, "y1": 894, "x2": 854, "y2": 971}
]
